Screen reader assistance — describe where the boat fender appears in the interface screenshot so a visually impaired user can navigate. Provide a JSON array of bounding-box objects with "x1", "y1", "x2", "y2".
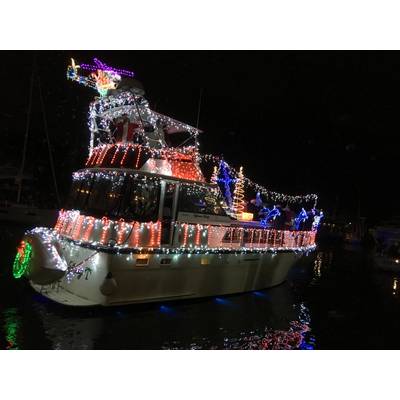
[{"x1": 100, "y1": 272, "x2": 118, "y2": 296}]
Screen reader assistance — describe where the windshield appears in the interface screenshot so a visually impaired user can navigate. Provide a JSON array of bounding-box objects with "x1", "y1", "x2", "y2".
[
  {"x1": 178, "y1": 184, "x2": 227, "y2": 216},
  {"x1": 66, "y1": 173, "x2": 160, "y2": 222}
]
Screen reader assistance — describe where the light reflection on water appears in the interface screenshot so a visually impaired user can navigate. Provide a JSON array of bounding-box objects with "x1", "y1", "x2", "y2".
[
  {"x1": 392, "y1": 277, "x2": 398, "y2": 296},
  {"x1": 310, "y1": 251, "x2": 333, "y2": 285},
  {"x1": 2, "y1": 308, "x2": 21, "y2": 350},
  {"x1": 161, "y1": 302, "x2": 314, "y2": 350},
  {"x1": 0, "y1": 288, "x2": 316, "y2": 350}
]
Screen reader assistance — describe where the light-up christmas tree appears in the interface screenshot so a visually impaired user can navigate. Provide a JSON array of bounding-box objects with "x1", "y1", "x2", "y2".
[
  {"x1": 232, "y1": 166, "x2": 245, "y2": 219},
  {"x1": 210, "y1": 165, "x2": 218, "y2": 185}
]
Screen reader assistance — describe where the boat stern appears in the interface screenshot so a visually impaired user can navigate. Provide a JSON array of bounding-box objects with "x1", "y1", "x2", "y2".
[{"x1": 12, "y1": 228, "x2": 67, "y2": 285}]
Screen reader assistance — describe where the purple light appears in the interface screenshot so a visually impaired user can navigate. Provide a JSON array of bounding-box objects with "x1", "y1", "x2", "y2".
[{"x1": 80, "y1": 58, "x2": 135, "y2": 78}]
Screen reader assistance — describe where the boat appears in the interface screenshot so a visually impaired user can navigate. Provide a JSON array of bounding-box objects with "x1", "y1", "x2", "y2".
[
  {"x1": 12, "y1": 57, "x2": 321, "y2": 306},
  {"x1": 0, "y1": 166, "x2": 57, "y2": 227},
  {"x1": 0, "y1": 64, "x2": 59, "y2": 227},
  {"x1": 372, "y1": 217, "x2": 400, "y2": 271}
]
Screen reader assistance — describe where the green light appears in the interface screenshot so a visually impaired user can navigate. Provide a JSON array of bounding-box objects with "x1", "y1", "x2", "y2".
[
  {"x1": 3, "y1": 308, "x2": 20, "y2": 350},
  {"x1": 13, "y1": 241, "x2": 32, "y2": 279}
]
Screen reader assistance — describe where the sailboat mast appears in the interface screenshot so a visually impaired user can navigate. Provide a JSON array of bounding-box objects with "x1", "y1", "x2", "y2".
[
  {"x1": 17, "y1": 65, "x2": 35, "y2": 203},
  {"x1": 196, "y1": 88, "x2": 203, "y2": 129},
  {"x1": 38, "y1": 74, "x2": 61, "y2": 207}
]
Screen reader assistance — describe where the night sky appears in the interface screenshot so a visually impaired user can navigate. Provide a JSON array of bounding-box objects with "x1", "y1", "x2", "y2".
[{"x1": 2, "y1": 51, "x2": 400, "y2": 223}]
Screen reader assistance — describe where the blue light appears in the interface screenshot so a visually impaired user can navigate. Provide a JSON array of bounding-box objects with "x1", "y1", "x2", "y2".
[
  {"x1": 159, "y1": 305, "x2": 173, "y2": 314},
  {"x1": 299, "y1": 341, "x2": 315, "y2": 350},
  {"x1": 294, "y1": 208, "x2": 308, "y2": 230},
  {"x1": 253, "y1": 291, "x2": 268, "y2": 298},
  {"x1": 214, "y1": 297, "x2": 230, "y2": 305},
  {"x1": 260, "y1": 205, "x2": 281, "y2": 227},
  {"x1": 217, "y1": 161, "x2": 235, "y2": 208}
]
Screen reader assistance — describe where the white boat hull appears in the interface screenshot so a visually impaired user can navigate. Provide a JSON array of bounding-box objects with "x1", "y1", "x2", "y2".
[{"x1": 29, "y1": 238, "x2": 309, "y2": 306}]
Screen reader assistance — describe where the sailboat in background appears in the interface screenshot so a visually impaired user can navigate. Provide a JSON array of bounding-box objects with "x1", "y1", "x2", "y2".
[{"x1": 0, "y1": 62, "x2": 59, "y2": 227}]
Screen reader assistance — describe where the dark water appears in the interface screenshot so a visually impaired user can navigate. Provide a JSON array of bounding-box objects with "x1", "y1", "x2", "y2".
[{"x1": 1, "y1": 222, "x2": 399, "y2": 349}]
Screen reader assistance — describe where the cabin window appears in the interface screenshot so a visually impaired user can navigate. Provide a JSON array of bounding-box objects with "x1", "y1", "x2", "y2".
[
  {"x1": 118, "y1": 175, "x2": 160, "y2": 222},
  {"x1": 67, "y1": 179, "x2": 92, "y2": 211},
  {"x1": 178, "y1": 185, "x2": 226, "y2": 216},
  {"x1": 66, "y1": 173, "x2": 160, "y2": 222}
]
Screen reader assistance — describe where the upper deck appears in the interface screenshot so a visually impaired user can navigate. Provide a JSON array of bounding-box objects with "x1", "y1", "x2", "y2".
[{"x1": 85, "y1": 143, "x2": 205, "y2": 183}]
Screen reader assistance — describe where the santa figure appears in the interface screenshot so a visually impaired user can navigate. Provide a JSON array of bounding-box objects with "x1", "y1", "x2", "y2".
[{"x1": 113, "y1": 114, "x2": 141, "y2": 143}]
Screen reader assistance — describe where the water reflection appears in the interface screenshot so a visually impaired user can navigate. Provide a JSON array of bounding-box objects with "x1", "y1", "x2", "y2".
[
  {"x1": 313, "y1": 252, "x2": 323, "y2": 279},
  {"x1": 310, "y1": 250, "x2": 334, "y2": 286},
  {"x1": 393, "y1": 277, "x2": 398, "y2": 296},
  {"x1": 3, "y1": 308, "x2": 21, "y2": 350},
  {"x1": 161, "y1": 301, "x2": 314, "y2": 350},
  {"x1": 0, "y1": 279, "x2": 315, "y2": 349}
]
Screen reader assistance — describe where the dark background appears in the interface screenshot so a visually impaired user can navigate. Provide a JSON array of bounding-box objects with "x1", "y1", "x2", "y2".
[{"x1": 2, "y1": 51, "x2": 399, "y2": 223}]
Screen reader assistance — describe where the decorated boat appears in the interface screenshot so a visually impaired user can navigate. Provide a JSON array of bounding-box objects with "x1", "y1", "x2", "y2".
[{"x1": 12, "y1": 58, "x2": 321, "y2": 306}]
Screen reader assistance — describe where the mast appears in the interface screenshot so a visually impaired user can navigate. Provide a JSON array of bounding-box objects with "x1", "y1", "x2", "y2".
[
  {"x1": 38, "y1": 74, "x2": 61, "y2": 207},
  {"x1": 17, "y1": 63, "x2": 35, "y2": 203},
  {"x1": 196, "y1": 88, "x2": 203, "y2": 129}
]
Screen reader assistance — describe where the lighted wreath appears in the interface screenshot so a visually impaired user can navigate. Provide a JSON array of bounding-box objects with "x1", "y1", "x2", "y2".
[{"x1": 13, "y1": 240, "x2": 32, "y2": 279}]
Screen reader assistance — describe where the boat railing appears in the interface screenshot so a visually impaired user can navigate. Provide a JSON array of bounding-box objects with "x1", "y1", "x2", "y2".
[
  {"x1": 55, "y1": 210, "x2": 161, "y2": 248},
  {"x1": 54, "y1": 209, "x2": 316, "y2": 251}
]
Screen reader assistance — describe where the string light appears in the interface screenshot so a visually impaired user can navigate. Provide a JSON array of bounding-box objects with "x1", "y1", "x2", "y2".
[
  {"x1": 53, "y1": 209, "x2": 316, "y2": 255},
  {"x1": 232, "y1": 166, "x2": 245, "y2": 219},
  {"x1": 120, "y1": 143, "x2": 131, "y2": 166},
  {"x1": 195, "y1": 224, "x2": 201, "y2": 247},
  {"x1": 117, "y1": 218, "x2": 126, "y2": 245},
  {"x1": 67, "y1": 58, "x2": 134, "y2": 97},
  {"x1": 80, "y1": 57, "x2": 135, "y2": 78},
  {"x1": 13, "y1": 241, "x2": 32, "y2": 279},
  {"x1": 133, "y1": 222, "x2": 140, "y2": 247},
  {"x1": 135, "y1": 145, "x2": 142, "y2": 168},
  {"x1": 83, "y1": 217, "x2": 95, "y2": 242},
  {"x1": 100, "y1": 217, "x2": 110, "y2": 244},
  {"x1": 201, "y1": 154, "x2": 318, "y2": 205}
]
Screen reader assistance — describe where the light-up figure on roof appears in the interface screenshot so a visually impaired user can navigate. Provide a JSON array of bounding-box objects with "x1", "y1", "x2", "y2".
[
  {"x1": 312, "y1": 209, "x2": 324, "y2": 231},
  {"x1": 294, "y1": 208, "x2": 308, "y2": 230},
  {"x1": 217, "y1": 160, "x2": 235, "y2": 209},
  {"x1": 67, "y1": 58, "x2": 135, "y2": 97},
  {"x1": 112, "y1": 114, "x2": 142, "y2": 144},
  {"x1": 260, "y1": 205, "x2": 281, "y2": 227}
]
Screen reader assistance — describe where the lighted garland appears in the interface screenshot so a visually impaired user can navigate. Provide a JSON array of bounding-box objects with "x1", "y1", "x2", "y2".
[
  {"x1": 13, "y1": 241, "x2": 32, "y2": 279},
  {"x1": 88, "y1": 91, "x2": 200, "y2": 152},
  {"x1": 200, "y1": 154, "x2": 318, "y2": 205}
]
